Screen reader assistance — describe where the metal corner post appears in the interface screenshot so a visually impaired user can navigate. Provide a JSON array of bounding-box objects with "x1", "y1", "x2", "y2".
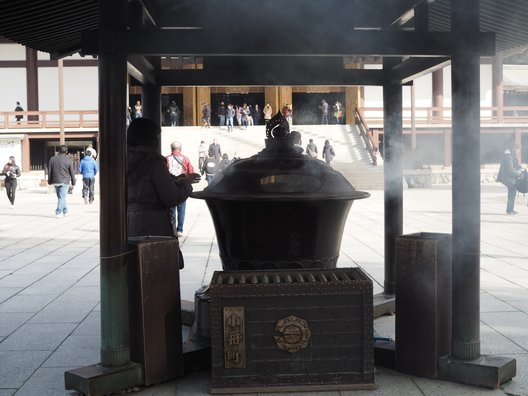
[
  {"x1": 65, "y1": 0, "x2": 144, "y2": 393},
  {"x1": 438, "y1": 0, "x2": 516, "y2": 387},
  {"x1": 382, "y1": 71, "x2": 403, "y2": 296}
]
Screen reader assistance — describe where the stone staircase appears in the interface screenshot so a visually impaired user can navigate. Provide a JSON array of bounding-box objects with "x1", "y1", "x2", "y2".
[{"x1": 161, "y1": 123, "x2": 385, "y2": 190}]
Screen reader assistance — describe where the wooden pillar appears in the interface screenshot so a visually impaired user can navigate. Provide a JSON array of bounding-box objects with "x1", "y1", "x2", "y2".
[
  {"x1": 25, "y1": 47, "x2": 39, "y2": 121},
  {"x1": 450, "y1": 0, "x2": 481, "y2": 362},
  {"x1": 264, "y1": 86, "x2": 279, "y2": 115},
  {"x1": 383, "y1": 59, "x2": 403, "y2": 296},
  {"x1": 58, "y1": 59, "x2": 65, "y2": 145},
  {"x1": 278, "y1": 86, "x2": 292, "y2": 110},
  {"x1": 183, "y1": 87, "x2": 196, "y2": 126},
  {"x1": 492, "y1": 55, "x2": 504, "y2": 122},
  {"x1": 444, "y1": 128, "x2": 452, "y2": 167},
  {"x1": 346, "y1": 86, "x2": 361, "y2": 125},
  {"x1": 515, "y1": 128, "x2": 522, "y2": 163},
  {"x1": 411, "y1": 84, "x2": 417, "y2": 150},
  {"x1": 432, "y1": 69, "x2": 444, "y2": 120},
  {"x1": 21, "y1": 134, "x2": 30, "y2": 172},
  {"x1": 196, "y1": 87, "x2": 211, "y2": 125}
]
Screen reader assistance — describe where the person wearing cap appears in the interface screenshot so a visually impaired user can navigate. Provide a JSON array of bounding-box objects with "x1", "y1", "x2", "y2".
[{"x1": 497, "y1": 145, "x2": 523, "y2": 215}]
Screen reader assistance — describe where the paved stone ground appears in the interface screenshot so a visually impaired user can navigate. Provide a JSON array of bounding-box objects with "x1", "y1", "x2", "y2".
[{"x1": 0, "y1": 180, "x2": 527, "y2": 395}]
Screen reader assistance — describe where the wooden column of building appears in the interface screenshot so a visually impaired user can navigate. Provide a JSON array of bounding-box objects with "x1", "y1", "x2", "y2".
[
  {"x1": 346, "y1": 86, "x2": 361, "y2": 125},
  {"x1": 344, "y1": 63, "x2": 364, "y2": 123},
  {"x1": 492, "y1": 54, "x2": 504, "y2": 122},
  {"x1": 443, "y1": 128, "x2": 452, "y2": 167},
  {"x1": 278, "y1": 86, "x2": 292, "y2": 108},
  {"x1": 21, "y1": 134, "x2": 30, "y2": 173},
  {"x1": 183, "y1": 87, "x2": 196, "y2": 126},
  {"x1": 432, "y1": 69, "x2": 444, "y2": 120},
  {"x1": 196, "y1": 87, "x2": 211, "y2": 126},
  {"x1": 382, "y1": 61, "x2": 403, "y2": 296},
  {"x1": 25, "y1": 47, "x2": 39, "y2": 122},
  {"x1": 264, "y1": 86, "x2": 279, "y2": 115}
]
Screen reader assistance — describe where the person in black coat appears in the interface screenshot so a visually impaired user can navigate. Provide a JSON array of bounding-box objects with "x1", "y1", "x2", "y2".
[
  {"x1": 48, "y1": 145, "x2": 76, "y2": 217},
  {"x1": 1, "y1": 156, "x2": 21, "y2": 208},
  {"x1": 14, "y1": 102, "x2": 24, "y2": 123},
  {"x1": 497, "y1": 146, "x2": 523, "y2": 215},
  {"x1": 208, "y1": 138, "x2": 222, "y2": 161},
  {"x1": 127, "y1": 118, "x2": 200, "y2": 237}
]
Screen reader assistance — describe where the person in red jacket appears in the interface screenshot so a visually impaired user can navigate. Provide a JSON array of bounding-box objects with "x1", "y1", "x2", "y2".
[{"x1": 166, "y1": 140, "x2": 196, "y2": 237}]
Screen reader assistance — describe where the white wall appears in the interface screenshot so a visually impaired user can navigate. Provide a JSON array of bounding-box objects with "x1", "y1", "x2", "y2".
[
  {"x1": 0, "y1": 43, "x2": 25, "y2": 61},
  {"x1": 38, "y1": 66, "x2": 98, "y2": 110},
  {"x1": 363, "y1": 64, "x2": 494, "y2": 110},
  {"x1": 0, "y1": 137, "x2": 23, "y2": 168},
  {"x1": 0, "y1": 43, "x2": 98, "y2": 112},
  {"x1": 0, "y1": 69, "x2": 27, "y2": 112}
]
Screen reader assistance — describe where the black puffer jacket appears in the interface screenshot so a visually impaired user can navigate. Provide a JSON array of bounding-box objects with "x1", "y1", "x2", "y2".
[
  {"x1": 497, "y1": 151, "x2": 520, "y2": 188},
  {"x1": 127, "y1": 146, "x2": 192, "y2": 237}
]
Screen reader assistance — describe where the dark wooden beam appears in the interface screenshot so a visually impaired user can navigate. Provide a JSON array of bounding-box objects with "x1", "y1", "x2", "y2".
[
  {"x1": 81, "y1": 29, "x2": 495, "y2": 57},
  {"x1": 390, "y1": 57, "x2": 451, "y2": 84},
  {"x1": 135, "y1": 0, "x2": 157, "y2": 27},
  {"x1": 127, "y1": 55, "x2": 157, "y2": 85},
  {"x1": 156, "y1": 68, "x2": 387, "y2": 86}
]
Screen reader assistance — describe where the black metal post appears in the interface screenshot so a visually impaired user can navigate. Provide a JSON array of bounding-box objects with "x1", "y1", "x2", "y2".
[
  {"x1": 437, "y1": 0, "x2": 516, "y2": 387},
  {"x1": 65, "y1": 1, "x2": 144, "y2": 393},
  {"x1": 450, "y1": 0, "x2": 481, "y2": 362},
  {"x1": 382, "y1": 67, "x2": 403, "y2": 296},
  {"x1": 98, "y1": 0, "x2": 131, "y2": 369}
]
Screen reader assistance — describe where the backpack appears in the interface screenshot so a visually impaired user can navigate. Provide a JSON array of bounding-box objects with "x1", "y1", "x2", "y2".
[{"x1": 516, "y1": 171, "x2": 528, "y2": 194}]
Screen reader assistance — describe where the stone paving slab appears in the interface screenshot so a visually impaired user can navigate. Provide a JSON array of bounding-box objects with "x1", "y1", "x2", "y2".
[
  {"x1": 0, "y1": 185, "x2": 527, "y2": 395},
  {"x1": 0, "y1": 350, "x2": 51, "y2": 388},
  {"x1": 0, "y1": 312, "x2": 33, "y2": 337},
  {"x1": 0, "y1": 323, "x2": 77, "y2": 351}
]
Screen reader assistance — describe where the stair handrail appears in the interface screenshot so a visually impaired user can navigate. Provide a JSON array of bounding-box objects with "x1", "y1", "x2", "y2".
[{"x1": 354, "y1": 107, "x2": 378, "y2": 166}]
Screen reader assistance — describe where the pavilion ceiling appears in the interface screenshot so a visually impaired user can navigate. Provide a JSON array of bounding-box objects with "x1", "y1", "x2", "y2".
[{"x1": 0, "y1": 0, "x2": 527, "y2": 85}]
